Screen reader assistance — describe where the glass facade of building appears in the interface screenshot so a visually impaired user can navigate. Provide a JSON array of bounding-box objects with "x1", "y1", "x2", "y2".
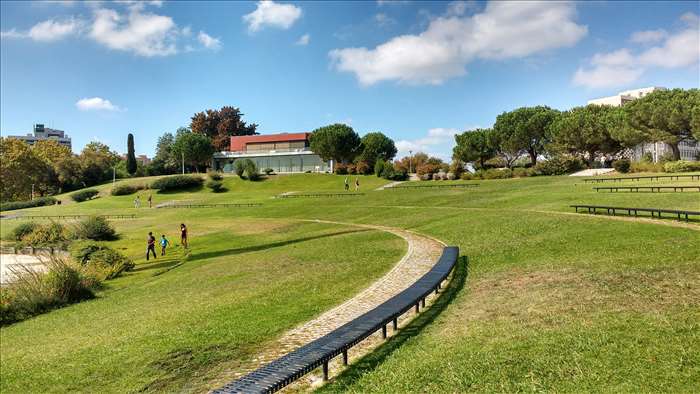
[{"x1": 216, "y1": 153, "x2": 329, "y2": 173}]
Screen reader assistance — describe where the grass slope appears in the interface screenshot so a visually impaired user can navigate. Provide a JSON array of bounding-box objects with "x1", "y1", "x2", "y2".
[{"x1": 1, "y1": 172, "x2": 699, "y2": 392}]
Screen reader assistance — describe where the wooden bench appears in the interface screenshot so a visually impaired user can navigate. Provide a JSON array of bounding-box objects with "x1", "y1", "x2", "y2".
[
  {"x1": 214, "y1": 247, "x2": 460, "y2": 393},
  {"x1": 389, "y1": 183, "x2": 479, "y2": 189},
  {"x1": 584, "y1": 174, "x2": 700, "y2": 183},
  {"x1": 593, "y1": 186, "x2": 700, "y2": 193},
  {"x1": 571, "y1": 205, "x2": 700, "y2": 222},
  {"x1": 275, "y1": 193, "x2": 365, "y2": 198}
]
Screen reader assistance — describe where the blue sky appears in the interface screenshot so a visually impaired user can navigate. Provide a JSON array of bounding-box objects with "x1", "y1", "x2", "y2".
[{"x1": 1, "y1": 1, "x2": 698, "y2": 159}]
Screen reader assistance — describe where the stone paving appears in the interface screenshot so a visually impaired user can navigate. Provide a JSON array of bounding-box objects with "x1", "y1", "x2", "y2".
[{"x1": 214, "y1": 220, "x2": 445, "y2": 390}]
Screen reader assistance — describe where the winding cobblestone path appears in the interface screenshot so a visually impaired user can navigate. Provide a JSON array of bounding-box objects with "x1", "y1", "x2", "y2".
[{"x1": 212, "y1": 220, "x2": 445, "y2": 391}]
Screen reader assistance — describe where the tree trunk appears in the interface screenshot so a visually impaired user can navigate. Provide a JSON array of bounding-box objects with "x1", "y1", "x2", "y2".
[
  {"x1": 669, "y1": 143, "x2": 681, "y2": 161},
  {"x1": 587, "y1": 151, "x2": 596, "y2": 168},
  {"x1": 528, "y1": 149, "x2": 537, "y2": 166}
]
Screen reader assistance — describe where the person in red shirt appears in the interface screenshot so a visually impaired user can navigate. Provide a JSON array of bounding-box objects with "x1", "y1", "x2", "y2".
[
  {"x1": 180, "y1": 223, "x2": 188, "y2": 249},
  {"x1": 146, "y1": 232, "x2": 157, "y2": 260}
]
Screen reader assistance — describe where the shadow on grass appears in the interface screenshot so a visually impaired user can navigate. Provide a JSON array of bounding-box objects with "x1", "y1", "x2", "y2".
[
  {"x1": 131, "y1": 258, "x2": 180, "y2": 272},
  {"x1": 188, "y1": 229, "x2": 371, "y2": 262},
  {"x1": 320, "y1": 256, "x2": 469, "y2": 392}
]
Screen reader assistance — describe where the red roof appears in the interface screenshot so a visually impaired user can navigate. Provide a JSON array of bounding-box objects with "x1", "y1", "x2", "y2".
[{"x1": 230, "y1": 132, "x2": 309, "y2": 151}]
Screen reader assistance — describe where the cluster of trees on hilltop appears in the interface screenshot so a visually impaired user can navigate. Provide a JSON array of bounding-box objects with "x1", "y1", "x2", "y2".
[{"x1": 453, "y1": 88, "x2": 700, "y2": 170}]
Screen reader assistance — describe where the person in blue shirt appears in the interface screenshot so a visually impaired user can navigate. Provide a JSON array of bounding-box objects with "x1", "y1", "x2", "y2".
[{"x1": 160, "y1": 234, "x2": 170, "y2": 256}]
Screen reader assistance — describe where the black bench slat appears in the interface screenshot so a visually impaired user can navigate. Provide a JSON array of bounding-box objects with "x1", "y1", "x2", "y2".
[
  {"x1": 584, "y1": 174, "x2": 700, "y2": 183},
  {"x1": 593, "y1": 186, "x2": 700, "y2": 192},
  {"x1": 571, "y1": 205, "x2": 700, "y2": 222}
]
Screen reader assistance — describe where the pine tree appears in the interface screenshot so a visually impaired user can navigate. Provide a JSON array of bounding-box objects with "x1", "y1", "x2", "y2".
[{"x1": 126, "y1": 133, "x2": 137, "y2": 175}]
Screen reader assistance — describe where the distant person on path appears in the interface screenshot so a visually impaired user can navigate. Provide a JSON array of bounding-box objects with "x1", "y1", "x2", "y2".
[
  {"x1": 344, "y1": 177, "x2": 349, "y2": 191},
  {"x1": 134, "y1": 195, "x2": 141, "y2": 208},
  {"x1": 146, "y1": 232, "x2": 157, "y2": 260},
  {"x1": 180, "y1": 223, "x2": 188, "y2": 249},
  {"x1": 160, "y1": 234, "x2": 169, "y2": 256},
  {"x1": 355, "y1": 178, "x2": 360, "y2": 192},
  {"x1": 148, "y1": 194, "x2": 152, "y2": 208}
]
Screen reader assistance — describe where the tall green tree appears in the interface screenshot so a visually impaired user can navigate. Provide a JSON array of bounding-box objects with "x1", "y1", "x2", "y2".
[
  {"x1": 493, "y1": 106, "x2": 559, "y2": 166},
  {"x1": 623, "y1": 88, "x2": 700, "y2": 160},
  {"x1": 309, "y1": 124, "x2": 361, "y2": 164},
  {"x1": 548, "y1": 105, "x2": 624, "y2": 167},
  {"x1": 357, "y1": 132, "x2": 397, "y2": 168},
  {"x1": 453, "y1": 128, "x2": 496, "y2": 169},
  {"x1": 79, "y1": 142, "x2": 120, "y2": 187},
  {"x1": 33, "y1": 140, "x2": 81, "y2": 193},
  {"x1": 0, "y1": 138, "x2": 53, "y2": 201},
  {"x1": 172, "y1": 130, "x2": 214, "y2": 172},
  {"x1": 150, "y1": 132, "x2": 179, "y2": 175},
  {"x1": 126, "y1": 133, "x2": 137, "y2": 175},
  {"x1": 190, "y1": 106, "x2": 257, "y2": 151}
]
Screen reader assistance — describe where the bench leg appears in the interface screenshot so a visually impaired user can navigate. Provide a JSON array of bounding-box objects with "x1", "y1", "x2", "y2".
[
  {"x1": 421, "y1": 298, "x2": 426, "y2": 308},
  {"x1": 382, "y1": 325, "x2": 387, "y2": 339},
  {"x1": 323, "y1": 361, "x2": 329, "y2": 381},
  {"x1": 343, "y1": 350, "x2": 348, "y2": 366},
  {"x1": 415, "y1": 303, "x2": 419, "y2": 313},
  {"x1": 393, "y1": 318, "x2": 398, "y2": 331}
]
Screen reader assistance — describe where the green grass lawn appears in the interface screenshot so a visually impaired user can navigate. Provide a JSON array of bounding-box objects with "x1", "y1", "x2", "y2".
[{"x1": 1, "y1": 172, "x2": 699, "y2": 392}]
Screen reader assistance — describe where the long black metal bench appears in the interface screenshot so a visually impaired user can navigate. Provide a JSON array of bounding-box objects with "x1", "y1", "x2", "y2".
[
  {"x1": 2, "y1": 214, "x2": 136, "y2": 220},
  {"x1": 214, "y1": 246, "x2": 460, "y2": 394},
  {"x1": 593, "y1": 186, "x2": 700, "y2": 192},
  {"x1": 584, "y1": 174, "x2": 700, "y2": 183},
  {"x1": 275, "y1": 193, "x2": 365, "y2": 198},
  {"x1": 158, "y1": 203, "x2": 261, "y2": 208},
  {"x1": 389, "y1": 183, "x2": 479, "y2": 189},
  {"x1": 571, "y1": 205, "x2": 700, "y2": 221}
]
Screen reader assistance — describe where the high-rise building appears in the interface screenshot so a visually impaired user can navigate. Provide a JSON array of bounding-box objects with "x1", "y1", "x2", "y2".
[{"x1": 6, "y1": 124, "x2": 72, "y2": 150}]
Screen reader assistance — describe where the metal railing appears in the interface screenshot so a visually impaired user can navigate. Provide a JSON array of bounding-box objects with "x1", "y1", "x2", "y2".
[{"x1": 214, "y1": 246, "x2": 460, "y2": 393}]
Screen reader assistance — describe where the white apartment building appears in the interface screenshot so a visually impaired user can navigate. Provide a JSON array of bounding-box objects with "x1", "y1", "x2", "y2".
[
  {"x1": 7, "y1": 124, "x2": 72, "y2": 150},
  {"x1": 588, "y1": 87, "x2": 698, "y2": 162}
]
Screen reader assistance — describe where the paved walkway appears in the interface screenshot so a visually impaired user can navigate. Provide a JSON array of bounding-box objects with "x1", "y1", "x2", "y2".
[
  {"x1": 214, "y1": 220, "x2": 445, "y2": 389},
  {"x1": 374, "y1": 181, "x2": 405, "y2": 190},
  {"x1": 0, "y1": 254, "x2": 46, "y2": 285},
  {"x1": 570, "y1": 168, "x2": 615, "y2": 177}
]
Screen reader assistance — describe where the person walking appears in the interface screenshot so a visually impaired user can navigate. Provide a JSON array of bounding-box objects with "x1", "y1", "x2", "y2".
[
  {"x1": 134, "y1": 196, "x2": 140, "y2": 208},
  {"x1": 160, "y1": 234, "x2": 169, "y2": 256},
  {"x1": 180, "y1": 223, "x2": 188, "y2": 249},
  {"x1": 355, "y1": 177, "x2": 360, "y2": 192},
  {"x1": 146, "y1": 232, "x2": 157, "y2": 260},
  {"x1": 148, "y1": 194, "x2": 152, "y2": 208},
  {"x1": 344, "y1": 177, "x2": 349, "y2": 191}
]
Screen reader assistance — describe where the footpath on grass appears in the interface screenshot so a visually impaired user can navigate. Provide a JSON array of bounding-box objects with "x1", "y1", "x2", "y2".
[{"x1": 211, "y1": 220, "x2": 445, "y2": 389}]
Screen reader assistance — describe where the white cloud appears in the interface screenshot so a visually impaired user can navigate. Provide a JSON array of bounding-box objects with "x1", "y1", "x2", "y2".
[
  {"x1": 1, "y1": 18, "x2": 83, "y2": 42},
  {"x1": 446, "y1": 1, "x2": 478, "y2": 17},
  {"x1": 573, "y1": 13, "x2": 699, "y2": 89},
  {"x1": 243, "y1": 1, "x2": 302, "y2": 33},
  {"x1": 295, "y1": 33, "x2": 310, "y2": 45},
  {"x1": 89, "y1": 7, "x2": 178, "y2": 56},
  {"x1": 629, "y1": 29, "x2": 667, "y2": 44},
  {"x1": 396, "y1": 128, "x2": 461, "y2": 160},
  {"x1": 76, "y1": 97, "x2": 122, "y2": 111},
  {"x1": 376, "y1": 0, "x2": 410, "y2": 6},
  {"x1": 330, "y1": 1, "x2": 587, "y2": 86},
  {"x1": 198, "y1": 31, "x2": 221, "y2": 50},
  {"x1": 374, "y1": 13, "x2": 397, "y2": 28}
]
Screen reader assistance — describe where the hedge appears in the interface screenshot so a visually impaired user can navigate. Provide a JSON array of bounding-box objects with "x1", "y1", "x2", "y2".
[
  {"x1": 0, "y1": 197, "x2": 57, "y2": 212},
  {"x1": 149, "y1": 175, "x2": 204, "y2": 192},
  {"x1": 664, "y1": 160, "x2": 700, "y2": 173},
  {"x1": 70, "y1": 189, "x2": 99, "y2": 202},
  {"x1": 110, "y1": 184, "x2": 145, "y2": 196}
]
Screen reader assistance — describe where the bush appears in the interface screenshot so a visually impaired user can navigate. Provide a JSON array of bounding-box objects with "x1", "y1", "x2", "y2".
[
  {"x1": 534, "y1": 155, "x2": 584, "y2": 176},
  {"x1": 243, "y1": 160, "x2": 260, "y2": 181},
  {"x1": 479, "y1": 168, "x2": 512, "y2": 179},
  {"x1": 512, "y1": 167, "x2": 535, "y2": 178},
  {"x1": 613, "y1": 158, "x2": 631, "y2": 173},
  {"x1": 207, "y1": 171, "x2": 223, "y2": 181},
  {"x1": 641, "y1": 152, "x2": 654, "y2": 163},
  {"x1": 20, "y1": 222, "x2": 69, "y2": 247},
  {"x1": 12, "y1": 222, "x2": 38, "y2": 241},
  {"x1": 73, "y1": 216, "x2": 117, "y2": 241},
  {"x1": 150, "y1": 175, "x2": 204, "y2": 192},
  {"x1": 630, "y1": 161, "x2": 665, "y2": 173},
  {"x1": 110, "y1": 184, "x2": 145, "y2": 196},
  {"x1": 263, "y1": 168, "x2": 275, "y2": 175},
  {"x1": 461, "y1": 172, "x2": 476, "y2": 181},
  {"x1": 233, "y1": 160, "x2": 246, "y2": 177},
  {"x1": 354, "y1": 161, "x2": 371, "y2": 175},
  {"x1": 70, "y1": 189, "x2": 99, "y2": 203},
  {"x1": 206, "y1": 180, "x2": 224, "y2": 193},
  {"x1": 664, "y1": 160, "x2": 700, "y2": 173},
  {"x1": 334, "y1": 163, "x2": 349, "y2": 175},
  {"x1": 0, "y1": 197, "x2": 57, "y2": 212},
  {"x1": 0, "y1": 257, "x2": 98, "y2": 326},
  {"x1": 69, "y1": 241, "x2": 134, "y2": 280},
  {"x1": 374, "y1": 159, "x2": 387, "y2": 177}
]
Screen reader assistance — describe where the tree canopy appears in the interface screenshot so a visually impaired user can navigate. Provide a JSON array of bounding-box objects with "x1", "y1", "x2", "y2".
[
  {"x1": 357, "y1": 132, "x2": 397, "y2": 168},
  {"x1": 79, "y1": 142, "x2": 120, "y2": 187},
  {"x1": 453, "y1": 128, "x2": 496, "y2": 169},
  {"x1": 172, "y1": 129, "x2": 214, "y2": 172},
  {"x1": 309, "y1": 124, "x2": 361, "y2": 164},
  {"x1": 623, "y1": 88, "x2": 700, "y2": 160},
  {"x1": 0, "y1": 138, "x2": 53, "y2": 201},
  {"x1": 190, "y1": 106, "x2": 257, "y2": 151},
  {"x1": 492, "y1": 106, "x2": 559, "y2": 166}
]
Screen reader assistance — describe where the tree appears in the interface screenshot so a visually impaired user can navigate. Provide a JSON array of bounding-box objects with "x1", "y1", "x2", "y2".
[
  {"x1": 623, "y1": 88, "x2": 700, "y2": 160},
  {"x1": 33, "y1": 140, "x2": 81, "y2": 193},
  {"x1": 394, "y1": 152, "x2": 429, "y2": 173},
  {"x1": 79, "y1": 142, "x2": 120, "y2": 187},
  {"x1": 357, "y1": 132, "x2": 397, "y2": 168},
  {"x1": 172, "y1": 130, "x2": 214, "y2": 172},
  {"x1": 191, "y1": 106, "x2": 257, "y2": 150},
  {"x1": 548, "y1": 105, "x2": 624, "y2": 167},
  {"x1": 150, "y1": 132, "x2": 179, "y2": 175},
  {"x1": 0, "y1": 138, "x2": 53, "y2": 201},
  {"x1": 453, "y1": 128, "x2": 496, "y2": 169},
  {"x1": 492, "y1": 106, "x2": 559, "y2": 166},
  {"x1": 309, "y1": 124, "x2": 361, "y2": 164},
  {"x1": 126, "y1": 133, "x2": 137, "y2": 175}
]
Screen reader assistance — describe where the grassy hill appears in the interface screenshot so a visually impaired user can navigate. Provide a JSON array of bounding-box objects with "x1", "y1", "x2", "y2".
[{"x1": 1, "y1": 172, "x2": 699, "y2": 392}]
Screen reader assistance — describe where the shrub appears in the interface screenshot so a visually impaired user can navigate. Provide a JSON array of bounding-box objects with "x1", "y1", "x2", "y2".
[
  {"x1": 630, "y1": 161, "x2": 665, "y2": 173},
  {"x1": 0, "y1": 257, "x2": 97, "y2": 326},
  {"x1": 0, "y1": 197, "x2": 57, "y2": 212},
  {"x1": 479, "y1": 168, "x2": 512, "y2": 179},
  {"x1": 416, "y1": 163, "x2": 441, "y2": 177},
  {"x1": 613, "y1": 158, "x2": 631, "y2": 173},
  {"x1": 243, "y1": 160, "x2": 260, "y2": 181},
  {"x1": 354, "y1": 161, "x2": 371, "y2": 175},
  {"x1": 150, "y1": 175, "x2": 204, "y2": 192},
  {"x1": 641, "y1": 152, "x2": 654, "y2": 163},
  {"x1": 207, "y1": 171, "x2": 223, "y2": 181},
  {"x1": 233, "y1": 160, "x2": 246, "y2": 177},
  {"x1": 12, "y1": 222, "x2": 38, "y2": 241},
  {"x1": 206, "y1": 180, "x2": 224, "y2": 192},
  {"x1": 334, "y1": 163, "x2": 349, "y2": 175},
  {"x1": 512, "y1": 167, "x2": 535, "y2": 178},
  {"x1": 69, "y1": 241, "x2": 134, "y2": 280},
  {"x1": 374, "y1": 159, "x2": 387, "y2": 177},
  {"x1": 73, "y1": 216, "x2": 116, "y2": 241},
  {"x1": 664, "y1": 160, "x2": 700, "y2": 173},
  {"x1": 111, "y1": 183, "x2": 146, "y2": 196},
  {"x1": 20, "y1": 222, "x2": 69, "y2": 247},
  {"x1": 461, "y1": 172, "x2": 475, "y2": 181},
  {"x1": 263, "y1": 168, "x2": 275, "y2": 175},
  {"x1": 70, "y1": 189, "x2": 99, "y2": 203},
  {"x1": 534, "y1": 155, "x2": 585, "y2": 176}
]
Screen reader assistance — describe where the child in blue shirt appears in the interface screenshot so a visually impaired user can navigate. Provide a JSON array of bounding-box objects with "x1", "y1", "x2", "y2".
[{"x1": 160, "y1": 234, "x2": 169, "y2": 256}]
